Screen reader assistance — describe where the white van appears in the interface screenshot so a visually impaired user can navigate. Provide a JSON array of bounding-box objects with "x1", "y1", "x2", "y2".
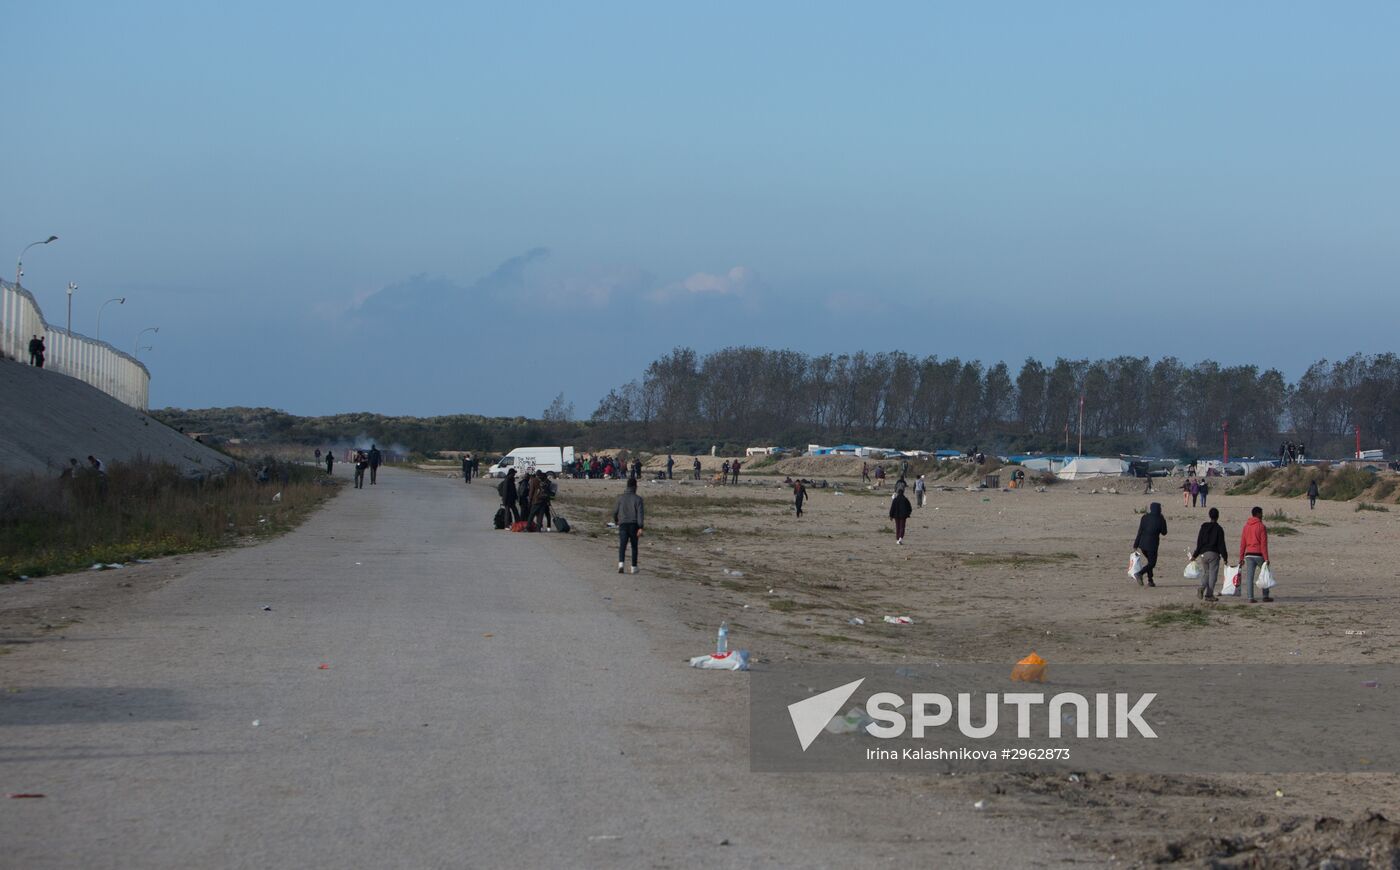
[{"x1": 487, "y1": 446, "x2": 575, "y2": 478}]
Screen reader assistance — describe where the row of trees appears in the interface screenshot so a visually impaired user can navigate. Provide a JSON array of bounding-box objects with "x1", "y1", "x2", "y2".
[{"x1": 592, "y1": 348, "x2": 1400, "y2": 458}]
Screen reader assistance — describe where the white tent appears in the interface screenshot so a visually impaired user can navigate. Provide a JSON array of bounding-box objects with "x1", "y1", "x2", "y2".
[
  {"x1": 1056, "y1": 457, "x2": 1129, "y2": 480},
  {"x1": 1020, "y1": 457, "x2": 1068, "y2": 474}
]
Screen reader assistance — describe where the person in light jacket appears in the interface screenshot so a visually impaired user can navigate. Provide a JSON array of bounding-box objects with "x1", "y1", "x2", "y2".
[{"x1": 613, "y1": 477, "x2": 645, "y2": 574}]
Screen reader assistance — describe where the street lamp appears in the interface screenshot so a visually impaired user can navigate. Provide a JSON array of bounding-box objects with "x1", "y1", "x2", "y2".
[
  {"x1": 15, "y1": 235, "x2": 58, "y2": 288},
  {"x1": 136, "y1": 345, "x2": 154, "y2": 358},
  {"x1": 135, "y1": 326, "x2": 158, "y2": 357},
  {"x1": 96, "y1": 297, "x2": 125, "y2": 341},
  {"x1": 66, "y1": 282, "x2": 78, "y2": 333}
]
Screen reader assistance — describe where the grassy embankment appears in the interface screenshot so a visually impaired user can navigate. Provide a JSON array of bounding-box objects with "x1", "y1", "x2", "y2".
[{"x1": 0, "y1": 457, "x2": 341, "y2": 581}]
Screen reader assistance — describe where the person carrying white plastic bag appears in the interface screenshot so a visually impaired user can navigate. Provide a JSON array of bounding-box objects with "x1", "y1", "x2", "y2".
[
  {"x1": 1190, "y1": 507, "x2": 1229, "y2": 601},
  {"x1": 1220, "y1": 563, "x2": 1241, "y2": 597},
  {"x1": 1238, "y1": 505, "x2": 1274, "y2": 603},
  {"x1": 1128, "y1": 550, "x2": 1146, "y2": 579}
]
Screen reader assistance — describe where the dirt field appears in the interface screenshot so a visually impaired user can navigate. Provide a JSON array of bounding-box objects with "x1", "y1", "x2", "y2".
[{"x1": 540, "y1": 464, "x2": 1400, "y2": 865}]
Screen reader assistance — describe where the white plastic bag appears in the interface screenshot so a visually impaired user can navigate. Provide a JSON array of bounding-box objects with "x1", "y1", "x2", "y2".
[
  {"x1": 689, "y1": 650, "x2": 750, "y2": 671},
  {"x1": 1257, "y1": 561, "x2": 1276, "y2": 590},
  {"x1": 1220, "y1": 564, "x2": 1241, "y2": 596},
  {"x1": 1128, "y1": 550, "x2": 1146, "y2": 578},
  {"x1": 1184, "y1": 559, "x2": 1202, "y2": 580}
]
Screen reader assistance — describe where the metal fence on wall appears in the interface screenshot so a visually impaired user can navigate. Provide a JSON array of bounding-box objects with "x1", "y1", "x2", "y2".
[{"x1": 1, "y1": 279, "x2": 150, "y2": 410}]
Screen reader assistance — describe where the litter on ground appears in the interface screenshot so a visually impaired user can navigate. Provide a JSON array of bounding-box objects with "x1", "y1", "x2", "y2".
[
  {"x1": 689, "y1": 650, "x2": 751, "y2": 670},
  {"x1": 883, "y1": 615, "x2": 914, "y2": 625}
]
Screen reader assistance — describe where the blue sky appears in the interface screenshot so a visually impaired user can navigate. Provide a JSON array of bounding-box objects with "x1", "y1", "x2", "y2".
[{"x1": 4, "y1": 2, "x2": 1398, "y2": 416}]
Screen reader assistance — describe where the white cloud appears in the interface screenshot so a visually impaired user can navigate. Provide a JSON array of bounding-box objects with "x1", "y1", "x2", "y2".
[{"x1": 650, "y1": 265, "x2": 758, "y2": 302}]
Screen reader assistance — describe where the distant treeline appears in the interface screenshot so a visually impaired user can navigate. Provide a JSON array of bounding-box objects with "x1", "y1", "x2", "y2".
[
  {"x1": 590, "y1": 348, "x2": 1400, "y2": 459},
  {"x1": 153, "y1": 349, "x2": 1399, "y2": 460}
]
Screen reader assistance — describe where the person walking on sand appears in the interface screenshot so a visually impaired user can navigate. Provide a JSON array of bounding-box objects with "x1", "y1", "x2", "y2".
[
  {"x1": 353, "y1": 450, "x2": 368, "y2": 489},
  {"x1": 889, "y1": 487, "x2": 913, "y2": 545},
  {"x1": 1239, "y1": 506, "x2": 1273, "y2": 603},
  {"x1": 613, "y1": 477, "x2": 645, "y2": 574},
  {"x1": 862, "y1": 462, "x2": 871, "y2": 484},
  {"x1": 1131, "y1": 502, "x2": 1167, "y2": 587},
  {"x1": 793, "y1": 479, "x2": 807, "y2": 518},
  {"x1": 1198, "y1": 478, "x2": 1209, "y2": 508},
  {"x1": 915, "y1": 474, "x2": 926, "y2": 507},
  {"x1": 1181, "y1": 477, "x2": 1192, "y2": 507},
  {"x1": 325, "y1": 451, "x2": 335, "y2": 475},
  {"x1": 874, "y1": 465, "x2": 885, "y2": 488},
  {"x1": 462, "y1": 454, "x2": 472, "y2": 483},
  {"x1": 368, "y1": 444, "x2": 382, "y2": 485},
  {"x1": 1189, "y1": 477, "x2": 1200, "y2": 508},
  {"x1": 1191, "y1": 507, "x2": 1229, "y2": 601},
  {"x1": 1307, "y1": 479, "x2": 1319, "y2": 510},
  {"x1": 693, "y1": 457, "x2": 702, "y2": 480},
  {"x1": 499, "y1": 468, "x2": 519, "y2": 525}
]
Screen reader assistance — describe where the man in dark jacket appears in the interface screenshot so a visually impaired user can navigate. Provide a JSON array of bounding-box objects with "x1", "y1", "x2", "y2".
[
  {"x1": 368, "y1": 445, "x2": 382, "y2": 484},
  {"x1": 666, "y1": 454, "x2": 674, "y2": 479},
  {"x1": 1191, "y1": 507, "x2": 1228, "y2": 600},
  {"x1": 613, "y1": 478, "x2": 645, "y2": 574},
  {"x1": 1307, "y1": 479, "x2": 1319, "y2": 510},
  {"x1": 462, "y1": 454, "x2": 472, "y2": 483},
  {"x1": 499, "y1": 469, "x2": 519, "y2": 524},
  {"x1": 1132, "y1": 502, "x2": 1168, "y2": 586},
  {"x1": 693, "y1": 457, "x2": 702, "y2": 480},
  {"x1": 793, "y1": 480, "x2": 807, "y2": 518},
  {"x1": 889, "y1": 489, "x2": 913, "y2": 545},
  {"x1": 325, "y1": 451, "x2": 335, "y2": 475}
]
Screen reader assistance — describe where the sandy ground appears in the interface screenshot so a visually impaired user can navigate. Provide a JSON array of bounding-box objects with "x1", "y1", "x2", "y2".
[{"x1": 517, "y1": 464, "x2": 1400, "y2": 865}]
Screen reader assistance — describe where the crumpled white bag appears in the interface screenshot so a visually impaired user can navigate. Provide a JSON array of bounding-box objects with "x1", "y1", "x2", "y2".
[
  {"x1": 1184, "y1": 559, "x2": 1202, "y2": 580},
  {"x1": 689, "y1": 650, "x2": 750, "y2": 670}
]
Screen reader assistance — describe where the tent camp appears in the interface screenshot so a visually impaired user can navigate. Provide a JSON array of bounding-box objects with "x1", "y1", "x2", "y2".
[{"x1": 1056, "y1": 457, "x2": 1129, "y2": 480}]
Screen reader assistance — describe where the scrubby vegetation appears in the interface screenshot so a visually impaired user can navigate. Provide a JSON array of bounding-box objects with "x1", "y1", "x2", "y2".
[
  {"x1": 0, "y1": 458, "x2": 340, "y2": 581},
  {"x1": 1232, "y1": 464, "x2": 1379, "y2": 502}
]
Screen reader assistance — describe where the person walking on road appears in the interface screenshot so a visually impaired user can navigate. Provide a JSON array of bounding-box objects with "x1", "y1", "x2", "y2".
[
  {"x1": 325, "y1": 451, "x2": 335, "y2": 475},
  {"x1": 462, "y1": 454, "x2": 472, "y2": 483},
  {"x1": 793, "y1": 479, "x2": 807, "y2": 518},
  {"x1": 890, "y1": 487, "x2": 913, "y2": 545},
  {"x1": 353, "y1": 450, "x2": 368, "y2": 489},
  {"x1": 1307, "y1": 479, "x2": 1319, "y2": 510},
  {"x1": 1191, "y1": 507, "x2": 1228, "y2": 601},
  {"x1": 1239, "y1": 506, "x2": 1273, "y2": 603},
  {"x1": 613, "y1": 477, "x2": 645, "y2": 574},
  {"x1": 1131, "y1": 502, "x2": 1168, "y2": 587},
  {"x1": 368, "y1": 444, "x2": 382, "y2": 485}
]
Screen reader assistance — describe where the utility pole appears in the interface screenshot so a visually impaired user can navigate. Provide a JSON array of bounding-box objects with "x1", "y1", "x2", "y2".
[
  {"x1": 1077, "y1": 394, "x2": 1084, "y2": 457},
  {"x1": 1222, "y1": 421, "x2": 1229, "y2": 465},
  {"x1": 1356, "y1": 426, "x2": 1361, "y2": 459},
  {"x1": 66, "y1": 282, "x2": 78, "y2": 334}
]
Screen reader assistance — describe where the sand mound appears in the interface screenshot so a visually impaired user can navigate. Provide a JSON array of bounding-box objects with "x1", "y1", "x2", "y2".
[{"x1": 0, "y1": 361, "x2": 236, "y2": 477}]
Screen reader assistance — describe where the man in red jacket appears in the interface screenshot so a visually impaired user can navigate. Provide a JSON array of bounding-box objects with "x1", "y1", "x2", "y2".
[{"x1": 1239, "y1": 506, "x2": 1273, "y2": 603}]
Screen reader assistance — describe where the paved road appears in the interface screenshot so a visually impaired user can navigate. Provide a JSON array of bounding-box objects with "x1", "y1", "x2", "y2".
[{"x1": 1, "y1": 468, "x2": 1080, "y2": 868}]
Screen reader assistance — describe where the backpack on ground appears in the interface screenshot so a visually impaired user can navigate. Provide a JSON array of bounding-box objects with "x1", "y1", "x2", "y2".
[
  {"x1": 510, "y1": 520, "x2": 529, "y2": 532},
  {"x1": 493, "y1": 508, "x2": 507, "y2": 530},
  {"x1": 553, "y1": 516, "x2": 570, "y2": 533}
]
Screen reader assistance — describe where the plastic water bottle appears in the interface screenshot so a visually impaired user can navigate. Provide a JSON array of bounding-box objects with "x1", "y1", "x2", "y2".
[{"x1": 716, "y1": 621, "x2": 729, "y2": 655}]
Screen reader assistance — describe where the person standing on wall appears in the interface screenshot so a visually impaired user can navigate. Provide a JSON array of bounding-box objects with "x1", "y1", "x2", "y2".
[
  {"x1": 368, "y1": 444, "x2": 382, "y2": 485},
  {"x1": 613, "y1": 477, "x2": 645, "y2": 574}
]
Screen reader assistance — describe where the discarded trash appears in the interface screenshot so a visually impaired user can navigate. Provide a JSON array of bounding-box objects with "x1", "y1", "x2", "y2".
[
  {"x1": 883, "y1": 615, "x2": 914, "y2": 625},
  {"x1": 722, "y1": 568, "x2": 744, "y2": 577},
  {"x1": 825, "y1": 706, "x2": 873, "y2": 735},
  {"x1": 1068, "y1": 773, "x2": 1081, "y2": 783},
  {"x1": 252, "y1": 719, "x2": 261, "y2": 727},
  {"x1": 7, "y1": 794, "x2": 45, "y2": 799},
  {"x1": 482, "y1": 633, "x2": 494, "y2": 638},
  {"x1": 847, "y1": 617, "x2": 865, "y2": 626},
  {"x1": 1011, "y1": 652, "x2": 1047, "y2": 682},
  {"x1": 606, "y1": 522, "x2": 617, "y2": 528},
  {"x1": 1361, "y1": 680, "x2": 1380, "y2": 689},
  {"x1": 1274, "y1": 789, "x2": 1284, "y2": 797},
  {"x1": 89, "y1": 563, "x2": 123, "y2": 571},
  {"x1": 262, "y1": 606, "x2": 273, "y2": 611},
  {"x1": 702, "y1": 527, "x2": 716, "y2": 534},
  {"x1": 1346, "y1": 630, "x2": 1369, "y2": 637},
  {"x1": 134, "y1": 559, "x2": 153, "y2": 564},
  {"x1": 716, "y1": 621, "x2": 729, "y2": 655},
  {"x1": 973, "y1": 799, "x2": 987, "y2": 810},
  {"x1": 689, "y1": 650, "x2": 750, "y2": 670},
  {"x1": 272, "y1": 491, "x2": 282, "y2": 503},
  {"x1": 587, "y1": 835, "x2": 623, "y2": 842},
  {"x1": 318, "y1": 663, "x2": 331, "y2": 670}
]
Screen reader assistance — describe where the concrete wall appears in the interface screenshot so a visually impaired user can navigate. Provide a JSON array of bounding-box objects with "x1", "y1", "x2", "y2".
[{"x1": 1, "y1": 279, "x2": 151, "y2": 410}]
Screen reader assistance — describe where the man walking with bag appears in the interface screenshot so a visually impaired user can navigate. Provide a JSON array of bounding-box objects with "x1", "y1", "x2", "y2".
[
  {"x1": 1191, "y1": 507, "x2": 1228, "y2": 601},
  {"x1": 1239, "y1": 506, "x2": 1273, "y2": 603}
]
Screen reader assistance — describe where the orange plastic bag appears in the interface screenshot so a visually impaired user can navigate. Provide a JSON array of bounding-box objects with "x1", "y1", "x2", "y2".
[{"x1": 1010, "y1": 652, "x2": 1047, "y2": 682}]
